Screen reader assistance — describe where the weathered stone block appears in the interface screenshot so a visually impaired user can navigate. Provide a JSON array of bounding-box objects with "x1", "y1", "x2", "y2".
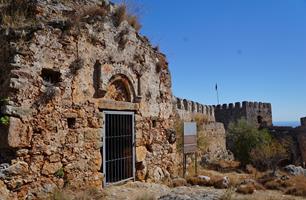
[
  {"x1": 3, "y1": 161, "x2": 29, "y2": 176},
  {"x1": 41, "y1": 162, "x2": 63, "y2": 175},
  {"x1": 84, "y1": 128, "x2": 101, "y2": 141},
  {"x1": 1, "y1": 106, "x2": 33, "y2": 118},
  {"x1": 0, "y1": 180, "x2": 10, "y2": 199},
  {"x1": 49, "y1": 154, "x2": 61, "y2": 163},
  {"x1": 8, "y1": 117, "x2": 32, "y2": 148},
  {"x1": 136, "y1": 146, "x2": 147, "y2": 162}
]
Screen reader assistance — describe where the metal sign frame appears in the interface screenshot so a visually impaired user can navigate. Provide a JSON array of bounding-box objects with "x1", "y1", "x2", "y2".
[{"x1": 183, "y1": 122, "x2": 198, "y2": 177}]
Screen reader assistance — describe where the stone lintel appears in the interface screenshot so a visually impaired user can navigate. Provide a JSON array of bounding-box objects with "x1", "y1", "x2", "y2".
[{"x1": 97, "y1": 99, "x2": 139, "y2": 111}]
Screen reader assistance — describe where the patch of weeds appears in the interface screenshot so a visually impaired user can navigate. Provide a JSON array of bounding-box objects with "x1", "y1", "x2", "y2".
[
  {"x1": 77, "y1": 6, "x2": 108, "y2": 25},
  {"x1": 135, "y1": 192, "x2": 155, "y2": 200},
  {"x1": 220, "y1": 187, "x2": 235, "y2": 200},
  {"x1": 50, "y1": 189, "x2": 70, "y2": 200},
  {"x1": 0, "y1": 98, "x2": 9, "y2": 106},
  {"x1": 113, "y1": 4, "x2": 141, "y2": 31},
  {"x1": 33, "y1": 84, "x2": 56, "y2": 107},
  {"x1": 0, "y1": 0, "x2": 37, "y2": 28},
  {"x1": 54, "y1": 168, "x2": 65, "y2": 178},
  {"x1": 0, "y1": 115, "x2": 10, "y2": 126},
  {"x1": 156, "y1": 54, "x2": 168, "y2": 73},
  {"x1": 69, "y1": 58, "x2": 84, "y2": 76}
]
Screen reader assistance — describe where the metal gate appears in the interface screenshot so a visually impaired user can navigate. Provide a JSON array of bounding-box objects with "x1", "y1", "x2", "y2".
[{"x1": 103, "y1": 111, "x2": 135, "y2": 185}]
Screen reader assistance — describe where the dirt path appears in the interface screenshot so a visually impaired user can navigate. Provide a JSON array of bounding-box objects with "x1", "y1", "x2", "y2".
[{"x1": 103, "y1": 181, "x2": 305, "y2": 200}]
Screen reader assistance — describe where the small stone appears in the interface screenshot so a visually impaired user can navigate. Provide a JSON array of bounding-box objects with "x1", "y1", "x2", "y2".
[
  {"x1": 198, "y1": 175, "x2": 211, "y2": 182},
  {"x1": 41, "y1": 162, "x2": 63, "y2": 175},
  {"x1": 172, "y1": 178, "x2": 187, "y2": 187},
  {"x1": 214, "y1": 176, "x2": 230, "y2": 189},
  {"x1": 0, "y1": 180, "x2": 10, "y2": 199},
  {"x1": 136, "y1": 146, "x2": 147, "y2": 162},
  {"x1": 236, "y1": 183, "x2": 255, "y2": 194},
  {"x1": 3, "y1": 161, "x2": 29, "y2": 176}
]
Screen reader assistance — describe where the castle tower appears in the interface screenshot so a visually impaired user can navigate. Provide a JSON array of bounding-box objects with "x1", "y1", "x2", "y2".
[{"x1": 214, "y1": 101, "x2": 273, "y2": 129}]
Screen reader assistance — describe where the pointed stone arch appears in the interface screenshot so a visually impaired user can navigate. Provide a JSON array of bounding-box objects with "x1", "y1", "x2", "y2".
[{"x1": 104, "y1": 74, "x2": 136, "y2": 103}]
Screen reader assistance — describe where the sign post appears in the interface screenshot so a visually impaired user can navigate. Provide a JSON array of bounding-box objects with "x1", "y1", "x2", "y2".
[{"x1": 183, "y1": 122, "x2": 197, "y2": 178}]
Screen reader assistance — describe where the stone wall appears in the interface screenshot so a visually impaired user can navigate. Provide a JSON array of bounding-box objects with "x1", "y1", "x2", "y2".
[
  {"x1": 295, "y1": 126, "x2": 306, "y2": 165},
  {"x1": 200, "y1": 122, "x2": 230, "y2": 162},
  {"x1": 214, "y1": 101, "x2": 272, "y2": 129},
  {"x1": 0, "y1": 1, "x2": 176, "y2": 198},
  {"x1": 174, "y1": 97, "x2": 228, "y2": 162}
]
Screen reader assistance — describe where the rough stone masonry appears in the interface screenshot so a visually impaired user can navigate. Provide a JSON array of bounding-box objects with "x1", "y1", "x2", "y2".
[
  {"x1": 0, "y1": 0, "x2": 279, "y2": 199},
  {"x1": 0, "y1": 0, "x2": 179, "y2": 198}
]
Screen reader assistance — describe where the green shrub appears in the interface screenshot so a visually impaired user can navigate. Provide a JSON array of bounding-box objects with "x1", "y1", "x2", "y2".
[
  {"x1": 0, "y1": 98, "x2": 9, "y2": 106},
  {"x1": 54, "y1": 168, "x2": 65, "y2": 178},
  {"x1": 227, "y1": 118, "x2": 271, "y2": 166},
  {"x1": 0, "y1": 115, "x2": 10, "y2": 126}
]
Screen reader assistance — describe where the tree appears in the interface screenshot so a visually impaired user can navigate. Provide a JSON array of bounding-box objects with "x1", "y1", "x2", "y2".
[
  {"x1": 250, "y1": 139, "x2": 288, "y2": 172},
  {"x1": 227, "y1": 118, "x2": 271, "y2": 165}
]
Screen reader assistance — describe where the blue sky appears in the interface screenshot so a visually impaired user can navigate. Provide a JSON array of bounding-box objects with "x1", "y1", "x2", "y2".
[{"x1": 113, "y1": 0, "x2": 306, "y2": 122}]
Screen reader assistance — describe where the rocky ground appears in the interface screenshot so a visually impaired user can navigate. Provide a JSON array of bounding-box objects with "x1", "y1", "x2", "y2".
[{"x1": 102, "y1": 181, "x2": 304, "y2": 200}]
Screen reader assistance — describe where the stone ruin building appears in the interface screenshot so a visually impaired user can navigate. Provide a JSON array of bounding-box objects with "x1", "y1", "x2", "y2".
[
  {"x1": 0, "y1": 0, "x2": 228, "y2": 198},
  {"x1": 214, "y1": 101, "x2": 273, "y2": 129},
  {"x1": 0, "y1": 0, "x2": 305, "y2": 199},
  {"x1": 0, "y1": 0, "x2": 176, "y2": 198}
]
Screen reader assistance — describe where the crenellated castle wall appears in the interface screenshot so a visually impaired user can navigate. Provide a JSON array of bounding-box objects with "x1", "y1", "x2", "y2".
[
  {"x1": 174, "y1": 97, "x2": 231, "y2": 162},
  {"x1": 174, "y1": 97, "x2": 215, "y2": 122},
  {"x1": 214, "y1": 101, "x2": 272, "y2": 129}
]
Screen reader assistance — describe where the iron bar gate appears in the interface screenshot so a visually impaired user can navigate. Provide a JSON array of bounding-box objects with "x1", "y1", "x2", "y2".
[{"x1": 103, "y1": 111, "x2": 135, "y2": 185}]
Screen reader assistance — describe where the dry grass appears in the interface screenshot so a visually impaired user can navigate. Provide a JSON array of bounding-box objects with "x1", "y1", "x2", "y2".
[
  {"x1": 207, "y1": 160, "x2": 241, "y2": 173},
  {"x1": 156, "y1": 53, "x2": 168, "y2": 72},
  {"x1": 196, "y1": 167, "x2": 259, "y2": 188},
  {"x1": 236, "y1": 184, "x2": 256, "y2": 194},
  {"x1": 50, "y1": 187, "x2": 106, "y2": 200},
  {"x1": 186, "y1": 176, "x2": 212, "y2": 186},
  {"x1": 264, "y1": 179, "x2": 293, "y2": 191},
  {"x1": 135, "y1": 192, "x2": 155, "y2": 200},
  {"x1": 220, "y1": 187, "x2": 235, "y2": 200},
  {"x1": 113, "y1": 4, "x2": 141, "y2": 31},
  {"x1": 285, "y1": 176, "x2": 306, "y2": 197},
  {"x1": 0, "y1": 0, "x2": 36, "y2": 28}
]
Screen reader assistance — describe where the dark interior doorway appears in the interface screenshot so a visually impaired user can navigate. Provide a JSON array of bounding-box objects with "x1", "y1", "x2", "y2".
[{"x1": 102, "y1": 111, "x2": 135, "y2": 185}]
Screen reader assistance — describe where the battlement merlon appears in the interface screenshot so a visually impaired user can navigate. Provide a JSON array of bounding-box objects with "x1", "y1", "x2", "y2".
[{"x1": 175, "y1": 97, "x2": 215, "y2": 117}]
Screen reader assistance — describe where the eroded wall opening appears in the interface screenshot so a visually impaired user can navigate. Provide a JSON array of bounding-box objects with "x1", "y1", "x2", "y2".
[{"x1": 41, "y1": 68, "x2": 62, "y2": 85}]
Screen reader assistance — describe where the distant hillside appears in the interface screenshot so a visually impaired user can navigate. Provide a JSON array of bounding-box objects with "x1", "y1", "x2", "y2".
[{"x1": 273, "y1": 121, "x2": 300, "y2": 127}]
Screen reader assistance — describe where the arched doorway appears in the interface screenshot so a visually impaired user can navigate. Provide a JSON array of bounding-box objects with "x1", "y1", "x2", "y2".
[{"x1": 102, "y1": 74, "x2": 136, "y2": 185}]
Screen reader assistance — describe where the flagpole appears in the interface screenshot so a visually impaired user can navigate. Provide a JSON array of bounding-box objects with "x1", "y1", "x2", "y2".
[{"x1": 216, "y1": 84, "x2": 220, "y2": 105}]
